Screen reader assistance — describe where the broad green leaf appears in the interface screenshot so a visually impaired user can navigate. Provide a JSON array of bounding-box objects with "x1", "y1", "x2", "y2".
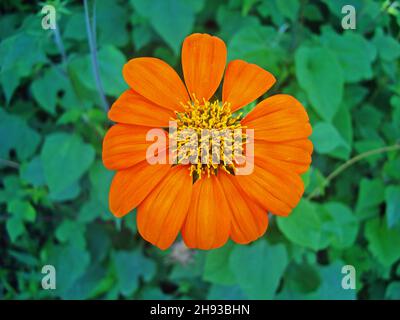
[
  {"x1": 62, "y1": 265, "x2": 106, "y2": 300},
  {"x1": 20, "y1": 156, "x2": 46, "y2": 187},
  {"x1": 355, "y1": 178, "x2": 385, "y2": 217},
  {"x1": 277, "y1": 199, "x2": 330, "y2": 251},
  {"x1": 311, "y1": 122, "x2": 348, "y2": 154},
  {"x1": 207, "y1": 284, "x2": 247, "y2": 300},
  {"x1": 203, "y1": 242, "x2": 236, "y2": 285},
  {"x1": 131, "y1": 0, "x2": 201, "y2": 54},
  {"x1": 229, "y1": 240, "x2": 288, "y2": 299},
  {"x1": 0, "y1": 109, "x2": 40, "y2": 161},
  {"x1": 89, "y1": 161, "x2": 113, "y2": 210},
  {"x1": 0, "y1": 175, "x2": 26, "y2": 203},
  {"x1": 68, "y1": 45, "x2": 127, "y2": 98},
  {"x1": 31, "y1": 67, "x2": 68, "y2": 114},
  {"x1": 132, "y1": 23, "x2": 155, "y2": 51},
  {"x1": 322, "y1": 0, "x2": 380, "y2": 32},
  {"x1": 384, "y1": 157, "x2": 400, "y2": 180},
  {"x1": 354, "y1": 139, "x2": 386, "y2": 167},
  {"x1": 386, "y1": 282, "x2": 400, "y2": 300},
  {"x1": 295, "y1": 46, "x2": 344, "y2": 121},
  {"x1": 114, "y1": 250, "x2": 156, "y2": 297},
  {"x1": 385, "y1": 186, "x2": 400, "y2": 228},
  {"x1": 49, "y1": 181, "x2": 81, "y2": 202},
  {"x1": 315, "y1": 261, "x2": 356, "y2": 300},
  {"x1": 6, "y1": 217, "x2": 25, "y2": 243},
  {"x1": 55, "y1": 220, "x2": 86, "y2": 249},
  {"x1": 321, "y1": 202, "x2": 358, "y2": 249},
  {"x1": 365, "y1": 217, "x2": 400, "y2": 267},
  {"x1": 7, "y1": 199, "x2": 36, "y2": 222},
  {"x1": 46, "y1": 244, "x2": 91, "y2": 295},
  {"x1": 40, "y1": 132, "x2": 95, "y2": 194},
  {"x1": 284, "y1": 263, "x2": 321, "y2": 294},
  {"x1": 217, "y1": 5, "x2": 260, "y2": 42},
  {"x1": 228, "y1": 25, "x2": 285, "y2": 75},
  {"x1": 329, "y1": 104, "x2": 353, "y2": 159},
  {"x1": 373, "y1": 28, "x2": 400, "y2": 61},
  {"x1": 86, "y1": 224, "x2": 111, "y2": 263},
  {"x1": 275, "y1": 0, "x2": 300, "y2": 21},
  {"x1": 320, "y1": 27, "x2": 376, "y2": 83},
  {"x1": 0, "y1": 33, "x2": 46, "y2": 102}
]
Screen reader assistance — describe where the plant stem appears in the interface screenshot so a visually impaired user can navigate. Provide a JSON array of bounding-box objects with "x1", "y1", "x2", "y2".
[
  {"x1": 83, "y1": 0, "x2": 108, "y2": 112},
  {"x1": 306, "y1": 143, "x2": 400, "y2": 200},
  {"x1": 0, "y1": 159, "x2": 20, "y2": 169},
  {"x1": 52, "y1": 24, "x2": 67, "y2": 69}
]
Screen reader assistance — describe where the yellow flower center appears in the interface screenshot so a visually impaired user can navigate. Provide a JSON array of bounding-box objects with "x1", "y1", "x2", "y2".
[{"x1": 172, "y1": 97, "x2": 246, "y2": 180}]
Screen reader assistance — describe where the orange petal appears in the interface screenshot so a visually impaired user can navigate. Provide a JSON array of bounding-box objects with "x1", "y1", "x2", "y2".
[
  {"x1": 182, "y1": 33, "x2": 227, "y2": 102},
  {"x1": 254, "y1": 140, "x2": 312, "y2": 174},
  {"x1": 182, "y1": 175, "x2": 231, "y2": 250},
  {"x1": 109, "y1": 161, "x2": 171, "y2": 217},
  {"x1": 222, "y1": 60, "x2": 276, "y2": 112},
  {"x1": 123, "y1": 57, "x2": 189, "y2": 112},
  {"x1": 102, "y1": 124, "x2": 167, "y2": 170},
  {"x1": 137, "y1": 166, "x2": 192, "y2": 250},
  {"x1": 218, "y1": 171, "x2": 268, "y2": 244},
  {"x1": 108, "y1": 89, "x2": 176, "y2": 127},
  {"x1": 242, "y1": 94, "x2": 312, "y2": 142},
  {"x1": 234, "y1": 164, "x2": 304, "y2": 217}
]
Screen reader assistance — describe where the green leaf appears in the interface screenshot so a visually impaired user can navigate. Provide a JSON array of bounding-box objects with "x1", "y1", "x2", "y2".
[
  {"x1": 0, "y1": 33, "x2": 46, "y2": 103},
  {"x1": 275, "y1": 0, "x2": 299, "y2": 21},
  {"x1": 329, "y1": 104, "x2": 353, "y2": 159},
  {"x1": 68, "y1": 45, "x2": 127, "y2": 98},
  {"x1": 355, "y1": 178, "x2": 385, "y2": 217},
  {"x1": 229, "y1": 240, "x2": 288, "y2": 299},
  {"x1": 46, "y1": 244, "x2": 91, "y2": 295},
  {"x1": 277, "y1": 199, "x2": 330, "y2": 250},
  {"x1": 55, "y1": 220, "x2": 86, "y2": 249},
  {"x1": 62, "y1": 265, "x2": 107, "y2": 300},
  {"x1": 132, "y1": 23, "x2": 155, "y2": 51},
  {"x1": 321, "y1": 202, "x2": 358, "y2": 249},
  {"x1": 385, "y1": 282, "x2": 400, "y2": 300},
  {"x1": 40, "y1": 132, "x2": 95, "y2": 194},
  {"x1": 385, "y1": 186, "x2": 400, "y2": 228},
  {"x1": 217, "y1": 5, "x2": 260, "y2": 42},
  {"x1": 89, "y1": 161, "x2": 113, "y2": 210},
  {"x1": 295, "y1": 46, "x2": 344, "y2": 121},
  {"x1": 6, "y1": 216, "x2": 25, "y2": 243},
  {"x1": 20, "y1": 156, "x2": 46, "y2": 187},
  {"x1": 373, "y1": 28, "x2": 400, "y2": 61},
  {"x1": 384, "y1": 157, "x2": 400, "y2": 180},
  {"x1": 284, "y1": 263, "x2": 321, "y2": 294},
  {"x1": 131, "y1": 0, "x2": 200, "y2": 54},
  {"x1": 114, "y1": 250, "x2": 156, "y2": 297},
  {"x1": 31, "y1": 68, "x2": 68, "y2": 114},
  {"x1": 315, "y1": 261, "x2": 356, "y2": 300},
  {"x1": 228, "y1": 25, "x2": 285, "y2": 75},
  {"x1": 311, "y1": 121, "x2": 348, "y2": 154},
  {"x1": 49, "y1": 181, "x2": 81, "y2": 202},
  {"x1": 0, "y1": 175, "x2": 26, "y2": 203},
  {"x1": 365, "y1": 217, "x2": 400, "y2": 267},
  {"x1": 320, "y1": 28, "x2": 376, "y2": 83},
  {"x1": 7, "y1": 199, "x2": 36, "y2": 222},
  {"x1": 207, "y1": 284, "x2": 247, "y2": 300},
  {"x1": 0, "y1": 109, "x2": 40, "y2": 161},
  {"x1": 203, "y1": 242, "x2": 236, "y2": 285}
]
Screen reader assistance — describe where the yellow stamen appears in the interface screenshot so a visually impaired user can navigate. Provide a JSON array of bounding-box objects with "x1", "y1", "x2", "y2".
[{"x1": 172, "y1": 95, "x2": 246, "y2": 180}]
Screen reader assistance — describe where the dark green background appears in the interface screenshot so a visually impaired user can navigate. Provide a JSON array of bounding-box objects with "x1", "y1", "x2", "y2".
[{"x1": 1, "y1": 0, "x2": 400, "y2": 300}]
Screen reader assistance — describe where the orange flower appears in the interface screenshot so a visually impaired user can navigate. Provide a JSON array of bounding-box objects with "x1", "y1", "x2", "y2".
[{"x1": 102, "y1": 33, "x2": 313, "y2": 250}]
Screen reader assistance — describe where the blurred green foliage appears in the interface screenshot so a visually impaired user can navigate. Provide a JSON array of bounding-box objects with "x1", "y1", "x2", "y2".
[{"x1": 1, "y1": 0, "x2": 400, "y2": 300}]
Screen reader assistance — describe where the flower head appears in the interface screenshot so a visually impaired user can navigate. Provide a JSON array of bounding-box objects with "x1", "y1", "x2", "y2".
[{"x1": 102, "y1": 33, "x2": 313, "y2": 250}]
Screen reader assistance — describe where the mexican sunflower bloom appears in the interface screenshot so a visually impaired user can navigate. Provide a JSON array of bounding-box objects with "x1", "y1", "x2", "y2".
[{"x1": 102, "y1": 33, "x2": 313, "y2": 250}]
